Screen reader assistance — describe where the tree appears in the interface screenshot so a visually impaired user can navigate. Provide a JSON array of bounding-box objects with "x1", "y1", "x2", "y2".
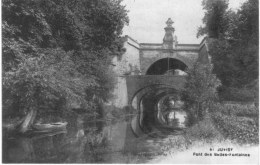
[
  {"x1": 184, "y1": 61, "x2": 221, "y2": 120},
  {"x1": 234, "y1": 0, "x2": 258, "y2": 86},
  {"x1": 3, "y1": 49, "x2": 93, "y2": 132},
  {"x1": 198, "y1": 0, "x2": 258, "y2": 102},
  {"x1": 2, "y1": 0, "x2": 129, "y2": 133},
  {"x1": 197, "y1": 0, "x2": 229, "y2": 38}
]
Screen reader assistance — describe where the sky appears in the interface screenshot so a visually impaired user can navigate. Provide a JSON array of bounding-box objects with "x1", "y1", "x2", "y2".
[{"x1": 122, "y1": 0, "x2": 247, "y2": 44}]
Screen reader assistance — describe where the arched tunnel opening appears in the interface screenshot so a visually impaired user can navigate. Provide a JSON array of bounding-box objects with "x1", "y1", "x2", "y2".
[
  {"x1": 131, "y1": 85, "x2": 189, "y2": 138},
  {"x1": 130, "y1": 58, "x2": 189, "y2": 137},
  {"x1": 146, "y1": 58, "x2": 187, "y2": 75}
]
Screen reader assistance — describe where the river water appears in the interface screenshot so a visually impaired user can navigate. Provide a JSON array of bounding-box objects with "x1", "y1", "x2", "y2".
[{"x1": 3, "y1": 111, "x2": 188, "y2": 163}]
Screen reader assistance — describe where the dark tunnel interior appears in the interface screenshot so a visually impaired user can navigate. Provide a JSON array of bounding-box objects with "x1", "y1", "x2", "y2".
[
  {"x1": 146, "y1": 58, "x2": 187, "y2": 75},
  {"x1": 135, "y1": 87, "x2": 188, "y2": 137}
]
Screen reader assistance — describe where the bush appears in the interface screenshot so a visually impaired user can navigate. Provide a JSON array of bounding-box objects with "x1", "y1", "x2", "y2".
[
  {"x1": 3, "y1": 49, "x2": 90, "y2": 115},
  {"x1": 2, "y1": 0, "x2": 129, "y2": 129},
  {"x1": 184, "y1": 108, "x2": 197, "y2": 127},
  {"x1": 211, "y1": 103, "x2": 258, "y2": 117},
  {"x1": 212, "y1": 113, "x2": 258, "y2": 144},
  {"x1": 211, "y1": 104, "x2": 259, "y2": 144},
  {"x1": 184, "y1": 61, "x2": 221, "y2": 120},
  {"x1": 219, "y1": 87, "x2": 256, "y2": 102}
]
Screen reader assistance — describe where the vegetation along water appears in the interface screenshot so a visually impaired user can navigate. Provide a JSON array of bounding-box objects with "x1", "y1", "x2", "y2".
[{"x1": 2, "y1": 0, "x2": 258, "y2": 163}]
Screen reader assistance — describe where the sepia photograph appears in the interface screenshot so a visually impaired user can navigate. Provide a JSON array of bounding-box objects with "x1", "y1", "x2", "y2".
[{"x1": 2, "y1": 0, "x2": 259, "y2": 164}]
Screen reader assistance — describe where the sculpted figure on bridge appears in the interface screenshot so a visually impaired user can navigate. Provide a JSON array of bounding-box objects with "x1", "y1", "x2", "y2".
[
  {"x1": 166, "y1": 17, "x2": 174, "y2": 27},
  {"x1": 163, "y1": 18, "x2": 178, "y2": 49}
]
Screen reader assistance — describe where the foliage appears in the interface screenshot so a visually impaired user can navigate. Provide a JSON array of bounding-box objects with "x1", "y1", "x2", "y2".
[
  {"x1": 210, "y1": 103, "x2": 259, "y2": 145},
  {"x1": 208, "y1": 37, "x2": 258, "y2": 89},
  {"x1": 198, "y1": 0, "x2": 258, "y2": 102},
  {"x1": 3, "y1": 49, "x2": 94, "y2": 113},
  {"x1": 219, "y1": 86, "x2": 256, "y2": 102},
  {"x1": 2, "y1": 0, "x2": 129, "y2": 121},
  {"x1": 213, "y1": 114, "x2": 258, "y2": 144},
  {"x1": 185, "y1": 115, "x2": 223, "y2": 142},
  {"x1": 211, "y1": 103, "x2": 258, "y2": 117},
  {"x1": 197, "y1": 0, "x2": 229, "y2": 38},
  {"x1": 184, "y1": 61, "x2": 221, "y2": 120},
  {"x1": 211, "y1": 103, "x2": 258, "y2": 144}
]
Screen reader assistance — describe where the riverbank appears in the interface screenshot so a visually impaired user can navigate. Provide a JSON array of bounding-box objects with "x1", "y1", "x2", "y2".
[{"x1": 131, "y1": 109, "x2": 259, "y2": 164}]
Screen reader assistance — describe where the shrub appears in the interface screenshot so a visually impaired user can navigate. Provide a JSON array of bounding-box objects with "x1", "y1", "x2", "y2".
[
  {"x1": 185, "y1": 115, "x2": 223, "y2": 142},
  {"x1": 212, "y1": 113, "x2": 258, "y2": 144},
  {"x1": 184, "y1": 61, "x2": 221, "y2": 121},
  {"x1": 211, "y1": 103, "x2": 258, "y2": 117},
  {"x1": 219, "y1": 87, "x2": 256, "y2": 102},
  {"x1": 211, "y1": 104, "x2": 259, "y2": 144}
]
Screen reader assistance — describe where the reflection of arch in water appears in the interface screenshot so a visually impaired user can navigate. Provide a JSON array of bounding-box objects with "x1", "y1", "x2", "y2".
[
  {"x1": 146, "y1": 58, "x2": 188, "y2": 75},
  {"x1": 130, "y1": 83, "x2": 184, "y2": 136},
  {"x1": 131, "y1": 85, "x2": 176, "y2": 129},
  {"x1": 135, "y1": 87, "x2": 178, "y2": 127},
  {"x1": 156, "y1": 93, "x2": 185, "y2": 126}
]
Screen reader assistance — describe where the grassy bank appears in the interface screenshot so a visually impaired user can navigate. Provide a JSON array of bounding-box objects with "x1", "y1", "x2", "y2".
[
  {"x1": 145, "y1": 102, "x2": 259, "y2": 163},
  {"x1": 210, "y1": 103, "x2": 259, "y2": 145}
]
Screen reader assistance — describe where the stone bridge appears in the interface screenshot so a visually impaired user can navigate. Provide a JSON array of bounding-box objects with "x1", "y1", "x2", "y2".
[
  {"x1": 111, "y1": 17, "x2": 210, "y2": 111},
  {"x1": 110, "y1": 18, "x2": 211, "y2": 136}
]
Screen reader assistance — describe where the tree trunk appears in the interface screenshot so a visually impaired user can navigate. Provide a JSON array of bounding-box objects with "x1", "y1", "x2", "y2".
[{"x1": 17, "y1": 108, "x2": 37, "y2": 133}]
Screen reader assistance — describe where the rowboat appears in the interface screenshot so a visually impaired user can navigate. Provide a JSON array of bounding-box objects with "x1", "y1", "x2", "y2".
[{"x1": 30, "y1": 122, "x2": 68, "y2": 134}]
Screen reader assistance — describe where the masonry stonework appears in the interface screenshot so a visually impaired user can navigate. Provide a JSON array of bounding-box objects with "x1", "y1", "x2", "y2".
[
  {"x1": 110, "y1": 18, "x2": 210, "y2": 108},
  {"x1": 111, "y1": 36, "x2": 140, "y2": 108}
]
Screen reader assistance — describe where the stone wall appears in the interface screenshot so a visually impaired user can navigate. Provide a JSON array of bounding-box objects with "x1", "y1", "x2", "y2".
[
  {"x1": 198, "y1": 37, "x2": 211, "y2": 64},
  {"x1": 109, "y1": 35, "x2": 208, "y2": 108},
  {"x1": 110, "y1": 36, "x2": 140, "y2": 108}
]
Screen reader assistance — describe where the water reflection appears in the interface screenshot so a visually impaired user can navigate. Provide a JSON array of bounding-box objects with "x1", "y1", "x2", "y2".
[
  {"x1": 3, "y1": 116, "x2": 144, "y2": 163},
  {"x1": 3, "y1": 105, "x2": 189, "y2": 163},
  {"x1": 156, "y1": 94, "x2": 188, "y2": 130},
  {"x1": 167, "y1": 110, "x2": 187, "y2": 128}
]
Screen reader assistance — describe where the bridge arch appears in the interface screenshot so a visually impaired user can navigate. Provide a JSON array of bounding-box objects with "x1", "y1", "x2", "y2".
[
  {"x1": 130, "y1": 82, "x2": 186, "y2": 136},
  {"x1": 146, "y1": 57, "x2": 188, "y2": 75},
  {"x1": 142, "y1": 55, "x2": 194, "y2": 75},
  {"x1": 125, "y1": 74, "x2": 187, "y2": 137},
  {"x1": 126, "y1": 75, "x2": 186, "y2": 106}
]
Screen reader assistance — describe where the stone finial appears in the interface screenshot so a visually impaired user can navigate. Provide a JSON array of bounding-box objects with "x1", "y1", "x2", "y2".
[
  {"x1": 163, "y1": 18, "x2": 177, "y2": 49},
  {"x1": 166, "y1": 18, "x2": 174, "y2": 27}
]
